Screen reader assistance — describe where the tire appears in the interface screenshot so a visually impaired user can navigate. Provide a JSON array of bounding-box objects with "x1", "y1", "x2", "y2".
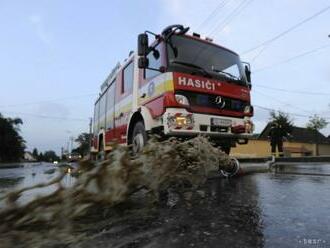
[
  {"x1": 98, "y1": 136, "x2": 105, "y2": 160},
  {"x1": 131, "y1": 121, "x2": 147, "y2": 154}
]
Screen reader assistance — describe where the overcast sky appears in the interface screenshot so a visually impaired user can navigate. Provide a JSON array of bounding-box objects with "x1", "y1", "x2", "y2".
[{"x1": 1, "y1": 0, "x2": 329, "y2": 154}]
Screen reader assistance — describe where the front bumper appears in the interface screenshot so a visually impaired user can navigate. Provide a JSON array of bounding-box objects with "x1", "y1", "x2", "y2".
[
  {"x1": 165, "y1": 131, "x2": 252, "y2": 139},
  {"x1": 163, "y1": 108, "x2": 253, "y2": 140}
]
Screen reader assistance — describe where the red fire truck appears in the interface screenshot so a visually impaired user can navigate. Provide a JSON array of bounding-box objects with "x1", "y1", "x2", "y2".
[{"x1": 91, "y1": 25, "x2": 253, "y2": 157}]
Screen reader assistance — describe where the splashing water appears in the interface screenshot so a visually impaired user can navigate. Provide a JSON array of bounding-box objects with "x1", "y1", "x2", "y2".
[{"x1": 0, "y1": 137, "x2": 231, "y2": 247}]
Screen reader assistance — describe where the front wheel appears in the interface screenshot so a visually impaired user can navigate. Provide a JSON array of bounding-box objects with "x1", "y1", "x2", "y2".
[{"x1": 131, "y1": 121, "x2": 147, "y2": 155}]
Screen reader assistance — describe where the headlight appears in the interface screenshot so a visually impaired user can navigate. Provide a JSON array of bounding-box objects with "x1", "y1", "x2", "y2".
[{"x1": 175, "y1": 94, "x2": 190, "y2": 106}]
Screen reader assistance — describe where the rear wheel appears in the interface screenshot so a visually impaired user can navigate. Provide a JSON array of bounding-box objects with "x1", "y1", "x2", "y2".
[{"x1": 131, "y1": 121, "x2": 147, "y2": 154}]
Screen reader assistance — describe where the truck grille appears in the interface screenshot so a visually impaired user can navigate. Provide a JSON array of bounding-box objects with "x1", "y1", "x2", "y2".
[{"x1": 178, "y1": 91, "x2": 248, "y2": 112}]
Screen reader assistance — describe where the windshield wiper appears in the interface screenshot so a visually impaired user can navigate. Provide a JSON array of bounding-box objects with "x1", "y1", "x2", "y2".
[
  {"x1": 211, "y1": 66, "x2": 241, "y2": 81},
  {"x1": 171, "y1": 60, "x2": 212, "y2": 78}
]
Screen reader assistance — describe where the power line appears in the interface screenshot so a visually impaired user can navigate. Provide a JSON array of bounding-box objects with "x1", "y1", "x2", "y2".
[
  {"x1": 254, "y1": 91, "x2": 330, "y2": 119},
  {"x1": 254, "y1": 84, "x2": 330, "y2": 96},
  {"x1": 208, "y1": 0, "x2": 248, "y2": 36},
  {"x1": 209, "y1": 0, "x2": 254, "y2": 37},
  {"x1": 255, "y1": 104, "x2": 330, "y2": 120},
  {"x1": 253, "y1": 43, "x2": 330, "y2": 73},
  {"x1": 242, "y1": 5, "x2": 330, "y2": 54},
  {"x1": 1, "y1": 111, "x2": 89, "y2": 122},
  {"x1": 0, "y1": 93, "x2": 97, "y2": 108},
  {"x1": 196, "y1": 0, "x2": 232, "y2": 32},
  {"x1": 253, "y1": 90, "x2": 313, "y2": 114},
  {"x1": 249, "y1": 45, "x2": 268, "y2": 63},
  {"x1": 254, "y1": 105, "x2": 312, "y2": 118}
]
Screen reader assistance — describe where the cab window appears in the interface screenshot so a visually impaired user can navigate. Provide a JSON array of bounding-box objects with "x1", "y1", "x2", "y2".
[
  {"x1": 99, "y1": 93, "x2": 106, "y2": 129},
  {"x1": 106, "y1": 79, "x2": 116, "y2": 129},
  {"x1": 145, "y1": 45, "x2": 161, "y2": 79},
  {"x1": 93, "y1": 101, "x2": 100, "y2": 134},
  {"x1": 122, "y1": 61, "x2": 134, "y2": 94}
]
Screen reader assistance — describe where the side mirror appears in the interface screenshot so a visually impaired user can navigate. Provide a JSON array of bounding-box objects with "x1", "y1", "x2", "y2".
[
  {"x1": 138, "y1": 57, "x2": 149, "y2": 69},
  {"x1": 138, "y1": 33, "x2": 149, "y2": 56}
]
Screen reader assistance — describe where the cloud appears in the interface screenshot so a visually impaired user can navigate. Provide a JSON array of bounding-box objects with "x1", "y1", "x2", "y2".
[
  {"x1": 36, "y1": 102, "x2": 70, "y2": 119},
  {"x1": 159, "y1": 0, "x2": 218, "y2": 30},
  {"x1": 29, "y1": 14, "x2": 42, "y2": 24},
  {"x1": 221, "y1": 25, "x2": 231, "y2": 34},
  {"x1": 158, "y1": 0, "x2": 236, "y2": 41},
  {"x1": 28, "y1": 14, "x2": 52, "y2": 47}
]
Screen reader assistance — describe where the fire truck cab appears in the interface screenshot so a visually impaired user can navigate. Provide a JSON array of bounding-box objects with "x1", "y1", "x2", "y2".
[{"x1": 91, "y1": 25, "x2": 254, "y2": 156}]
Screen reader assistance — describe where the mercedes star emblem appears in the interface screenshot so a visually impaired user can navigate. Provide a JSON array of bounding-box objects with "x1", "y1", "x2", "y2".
[{"x1": 215, "y1": 96, "x2": 226, "y2": 108}]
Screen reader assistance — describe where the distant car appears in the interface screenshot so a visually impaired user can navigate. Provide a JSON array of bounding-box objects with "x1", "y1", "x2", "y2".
[{"x1": 67, "y1": 153, "x2": 82, "y2": 162}]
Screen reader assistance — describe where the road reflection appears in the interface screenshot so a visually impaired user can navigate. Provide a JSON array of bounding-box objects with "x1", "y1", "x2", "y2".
[
  {"x1": 0, "y1": 162, "x2": 75, "y2": 208},
  {"x1": 1, "y1": 162, "x2": 330, "y2": 247}
]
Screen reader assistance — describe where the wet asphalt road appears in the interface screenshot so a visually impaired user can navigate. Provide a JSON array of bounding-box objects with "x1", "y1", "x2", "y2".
[
  {"x1": 1, "y1": 162, "x2": 330, "y2": 248},
  {"x1": 0, "y1": 162, "x2": 75, "y2": 208}
]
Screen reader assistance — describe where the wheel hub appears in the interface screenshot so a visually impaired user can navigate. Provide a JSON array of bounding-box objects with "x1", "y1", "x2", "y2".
[{"x1": 133, "y1": 133, "x2": 144, "y2": 154}]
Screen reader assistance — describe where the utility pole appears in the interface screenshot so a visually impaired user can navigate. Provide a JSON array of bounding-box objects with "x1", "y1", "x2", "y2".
[
  {"x1": 67, "y1": 141, "x2": 70, "y2": 154},
  {"x1": 70, "y1": 136, "x2": 74, "y2": 153},
  {"x1": 61, "y1": 147, "x2": 64, "y2": 160}
]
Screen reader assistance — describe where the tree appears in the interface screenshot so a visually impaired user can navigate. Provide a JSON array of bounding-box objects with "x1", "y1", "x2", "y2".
[
  {"x1": 306, "y1": 114, "x2": 328, "y2": 131},
  {"x1": 0, "y1": 113, "x2": 26, "y2": 162},
  {"x1": 72, "y1": 132, "x2": 91, "y2": 157},
  {"x1": 269, "y1": 110, "x2": 294, "y2": 135},
  {"x1": 306, "y1": 114, "x2": 328, "y2": 156},
  {"x1": 43, "y1": 150, "x2": 60, "y2": 162},
  {"x1": 38, "y1": 152, "x2": 44, "y2": 162},
  {"x1": 32, "y1": 148, "x2": 39, "y2": 160}
]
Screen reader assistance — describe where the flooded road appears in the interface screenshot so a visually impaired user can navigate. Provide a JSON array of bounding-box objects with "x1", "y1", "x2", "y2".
[
  {"x1": 1, "y1": 162, "x2": 330, "y2": 247},
  {"x1": 0, "y1": 162, "x2": 75, "y2": 207}
]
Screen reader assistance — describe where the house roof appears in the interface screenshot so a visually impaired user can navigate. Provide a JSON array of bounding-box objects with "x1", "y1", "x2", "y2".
[{"x1": 258, "y1": 123, "x2": 330, "y2": 144}]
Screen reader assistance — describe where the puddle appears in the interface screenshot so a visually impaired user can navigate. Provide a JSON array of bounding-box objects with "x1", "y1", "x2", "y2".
[
  {"x1": 0, "y1": 137, "x2": 231, "y2": 247},
  {"x1": 1, "y1": 140, "x2": 330, "y2": 248}
]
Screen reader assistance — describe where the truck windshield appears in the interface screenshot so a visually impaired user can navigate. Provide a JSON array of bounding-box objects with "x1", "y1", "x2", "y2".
[{"x1": 167, "y1": 35, "x2": 247, "y2": 85}]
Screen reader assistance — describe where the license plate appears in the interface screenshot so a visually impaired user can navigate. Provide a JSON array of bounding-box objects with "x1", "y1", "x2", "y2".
[{"x1": 211, "y1": 118, "x2": 232, "y2": 127}]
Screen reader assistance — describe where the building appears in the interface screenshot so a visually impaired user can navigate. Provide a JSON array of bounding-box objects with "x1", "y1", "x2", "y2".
[
  {"x1": 231, "y1": 123, "x2": 330, "y2": 157},
  {"x1": 23, "y1": 151, "x2": 37, "y2": 162}
]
